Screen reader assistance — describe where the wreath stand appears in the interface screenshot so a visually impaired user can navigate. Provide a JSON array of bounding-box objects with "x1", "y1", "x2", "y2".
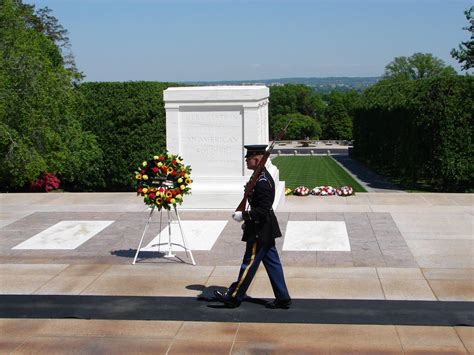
[{"x1": 132, "y1": 205, "x2": 196, "y2": 265}]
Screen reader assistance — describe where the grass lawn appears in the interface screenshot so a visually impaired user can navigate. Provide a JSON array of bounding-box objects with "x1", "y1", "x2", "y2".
[{"x1": 271, "y1": 156, "x2": 367, "y2": 192}]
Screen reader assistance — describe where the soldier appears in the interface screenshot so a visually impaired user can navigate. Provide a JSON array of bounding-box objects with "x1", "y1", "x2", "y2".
[{"x1": 214, "y1": 145, "x2": 291, "y2": 309}]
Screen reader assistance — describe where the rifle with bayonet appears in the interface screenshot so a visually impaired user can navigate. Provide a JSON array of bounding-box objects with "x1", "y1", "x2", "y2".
[{"x1": 235, "y1": 118, "x2": 292, "y2": 212}]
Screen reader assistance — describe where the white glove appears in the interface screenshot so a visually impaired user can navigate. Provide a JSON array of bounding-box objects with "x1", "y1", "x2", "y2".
[{"x1": 232, "y1": 211, "x2": 244, "y2": 222}]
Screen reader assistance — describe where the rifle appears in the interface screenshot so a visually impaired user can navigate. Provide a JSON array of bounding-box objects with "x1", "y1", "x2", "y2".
[{"x1": 235, "y1": 118, "x2": 292, "y2": 212}]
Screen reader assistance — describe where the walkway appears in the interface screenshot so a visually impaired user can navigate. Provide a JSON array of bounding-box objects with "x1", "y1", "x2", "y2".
[{"x1": 0, "y1": 193, "x2": 472, "y2": 353}]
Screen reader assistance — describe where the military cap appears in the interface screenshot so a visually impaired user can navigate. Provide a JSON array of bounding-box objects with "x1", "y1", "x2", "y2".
[{"x1": 244, "y1": 144, "x2": 267, "y2": 158}]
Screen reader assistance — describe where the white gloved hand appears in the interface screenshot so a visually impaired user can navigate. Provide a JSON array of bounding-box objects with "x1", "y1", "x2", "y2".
[{"x1": 232, "y1": 211, "x2": 244, "y2": 222}]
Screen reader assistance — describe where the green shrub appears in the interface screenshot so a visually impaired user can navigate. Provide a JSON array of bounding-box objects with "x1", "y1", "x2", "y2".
[
  {"x1": 353, "y1": 76, "x2": 473, "y2": 191},
  {"x1": 76, "y1": 81, "x2": 180, "y2": 191}
]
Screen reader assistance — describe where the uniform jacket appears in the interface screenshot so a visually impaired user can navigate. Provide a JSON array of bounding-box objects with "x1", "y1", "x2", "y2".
[{"x1": 242, "y1": 168, "x2": 282, "y2": 246}]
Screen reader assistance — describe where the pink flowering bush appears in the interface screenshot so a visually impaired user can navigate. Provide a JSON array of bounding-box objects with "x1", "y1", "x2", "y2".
[{"x1": 30, "y1": 173, "x2": 61, "y2": 192}]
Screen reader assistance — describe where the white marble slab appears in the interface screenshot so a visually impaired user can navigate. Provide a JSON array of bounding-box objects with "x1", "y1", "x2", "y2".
[
  {"x1": 142, "y1": 220, "x2": 228, "y2": 251},
  {"x1": 283, "y1": 221, "x2": 350, "y2": 251},
  {"x1": 13, "y1": 221, "x2": 114, "y2": 250}
]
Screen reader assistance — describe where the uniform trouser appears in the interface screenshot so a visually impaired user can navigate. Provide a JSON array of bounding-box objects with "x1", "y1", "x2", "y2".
[{"x1": 229, "y1": 240, "x2": 290, "y2": 302}]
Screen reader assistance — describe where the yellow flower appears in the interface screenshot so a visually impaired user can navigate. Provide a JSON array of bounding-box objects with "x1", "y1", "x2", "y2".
[
  {"x1": 142, "y1": 175, "x2": 148, "y2": 180},
  {"x1": 180, "y1": 167, "x2": 185, "y2": 171},
  {"x1": 180, "y1": 185, "x2": 185, "y2": 190},
  {"x1": 153, "y1": 155, "x2": 159, "y2": 160},
  {"x1": 135, "y1": 174, "x2": 142, "y2": 180},
  {"x1": 177, "y1": 178, "x2": 183, "y2": 183},
  {"x1": 155, "y1": 199, "x2": 162, "y2": 205},
  {"x1": 185, "y1": 178, "x2": 191, "y2": 185},
  {"x1": 176, "y1": 158, "x2": 181, "y2": 163},
  {"x1": 176, "y1": 194, "x2": 182, "y2": 200},
  {"x1": 167, "y1": 167, "x2": 173, "y2": 173},
  {"x1": 166, "y1": 191, "x2": 173, "y2": 198},
  {"x1": 170, "y1": 198, "x2": 176, "y2": 204},
  {"x1": 157, "y1": 162, "x2": 163, "y2": 167},
  {"x1": 142, "y1": 161, "x2": 147, "y2": 167},
  {"x1": 142, "y1": 188, "x2": 148, "y2": 194}
]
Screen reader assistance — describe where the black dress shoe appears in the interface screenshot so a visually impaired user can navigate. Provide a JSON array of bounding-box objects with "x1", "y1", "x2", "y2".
[
  {"x1": 266, "y1": 299, "x2": 292, "y2": 309},
  {"x1": 214, "y1": 290, "x2": 241, "y2": 308}
]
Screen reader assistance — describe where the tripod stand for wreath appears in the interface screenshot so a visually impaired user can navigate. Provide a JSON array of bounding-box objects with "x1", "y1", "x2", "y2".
[{"x1": 132, "y1": 204, "x2": 196, "y2": 265}]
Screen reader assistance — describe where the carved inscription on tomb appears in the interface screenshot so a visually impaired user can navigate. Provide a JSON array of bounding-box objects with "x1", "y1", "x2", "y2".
[{"x1": 180, "y1": 108, "x2": 243, "y2": 176}]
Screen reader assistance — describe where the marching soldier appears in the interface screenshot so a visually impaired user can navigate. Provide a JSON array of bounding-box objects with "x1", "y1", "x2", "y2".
[{"x1": 214, "y1": 145, "x2": 291, "y2": 309}]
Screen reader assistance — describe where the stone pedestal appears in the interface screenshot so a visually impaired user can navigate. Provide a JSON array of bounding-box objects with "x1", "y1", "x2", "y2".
[{"x1": 164, "y1": 86, "x2": 285, "y2": 210}]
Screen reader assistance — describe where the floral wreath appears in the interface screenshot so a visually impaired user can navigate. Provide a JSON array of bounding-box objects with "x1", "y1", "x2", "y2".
[
  {"x1": 293, "y1": 186, "x2": 310, "y2": 196},
  {"x1": 134, "y1": 152, "x2": 192, "y2": 210},
  {"x1": 286, "y1": 185, "x2": 355, "y2": 197},
  {"x1": 311, "y1": 185, "x2": 336, "y2": 196}
]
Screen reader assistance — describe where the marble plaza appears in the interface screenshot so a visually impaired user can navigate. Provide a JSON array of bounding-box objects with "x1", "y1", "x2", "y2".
[{"x1": 0, "y1": 192, "x2": 472, "y2": 354}]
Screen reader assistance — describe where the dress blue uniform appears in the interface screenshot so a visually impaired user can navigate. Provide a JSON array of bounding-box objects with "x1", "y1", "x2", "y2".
[{"x1": 217, "y1": 145, "x2": 291, "y2": 308}]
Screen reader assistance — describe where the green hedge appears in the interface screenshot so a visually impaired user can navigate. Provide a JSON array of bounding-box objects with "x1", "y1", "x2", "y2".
[
  {"x1": 76, "y1": 81, "x2": 180, "y2": 191},
  {"x1": 353, "y1": 76, "x2": 473, "y2": 191}
]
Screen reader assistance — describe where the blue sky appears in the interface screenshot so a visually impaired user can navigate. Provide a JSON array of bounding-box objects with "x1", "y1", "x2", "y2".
[{"x1": 29, "y1": 0, "x2": 472, "y2": 82}]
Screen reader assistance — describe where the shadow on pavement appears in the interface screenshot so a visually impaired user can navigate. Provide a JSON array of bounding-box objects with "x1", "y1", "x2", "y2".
[
  {"x1": 188, "y1": 284, "x2": 268, "y2": 307},
  {"x1": 332, "y1": 155, "x2": 404, "y2": 192},
  {"x1": 110, "y1": 249, "x2": 191, "y2": 264}
]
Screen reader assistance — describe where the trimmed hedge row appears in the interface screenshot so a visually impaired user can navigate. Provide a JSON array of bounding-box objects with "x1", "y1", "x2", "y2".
[
  {"x1": 76, "y1": 81, "x2": 180, "y2": 191},
  {"x1": 353, "y1": 76, "x2": 473, "y2": 191}
]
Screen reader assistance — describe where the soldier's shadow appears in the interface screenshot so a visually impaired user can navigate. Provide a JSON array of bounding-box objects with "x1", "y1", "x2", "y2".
[{"x1": 186, "y1": 284, "x2": 268, "y2": 307}]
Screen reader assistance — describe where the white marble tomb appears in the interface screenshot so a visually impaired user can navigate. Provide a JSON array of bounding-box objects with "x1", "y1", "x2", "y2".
[{"x1": 164, "y1": 86, "x2": 285, "y2": 210}]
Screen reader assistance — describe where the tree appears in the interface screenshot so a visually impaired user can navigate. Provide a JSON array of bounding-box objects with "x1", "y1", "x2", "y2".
[
  {"x1": 383, "y1": 53, "x2": 457, "y2": 81},
  {"x1": 319, "y1": 91, "x2": 360, "y2": 140},
  {"x1": 451, "y1": 6, "x2": 474, "y2": 71},
  {"x1": 271, "y1": 113, "x2": 321, "y2": 141},
  {"x1": 269, "y1": 84, "x2": 325, "y2": 120},
  {"x1": 0, "y1": 0, "x2": 102, "y2": 191},
  {"x1": 323, "y1": 101, "x2": 353, "y2": 140}
]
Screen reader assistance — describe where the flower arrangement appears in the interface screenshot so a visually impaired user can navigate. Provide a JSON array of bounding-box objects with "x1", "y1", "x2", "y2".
[
  {"x1": 30, "y1": 172, "x2": 61, "y2": 192},
  {"x1": 134, "y1": 152, "x2": 192, "y2": 210},
  {"x1": 311, "y1": 185, "x2": 337, "y2": 196},
  {"x1": 293, "y1": 186, "x2": 310, "y2": 196},
  {"x1": 336, "y1": 185, "x2": 354, "y2": 196},
  {"x1": 286, "y1": 185, "x2": 355, "y2": 197}
]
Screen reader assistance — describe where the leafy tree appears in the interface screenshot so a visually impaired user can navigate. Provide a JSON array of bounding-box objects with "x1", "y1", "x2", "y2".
[
  {"x1": 383, "y1": 53, "x2": 457, "y2": 81},
  {"x1": 451, "y1": 6, "x2": 474, "y2": 71},
  {"x1": 269, "y1": 84, "x2": 325, "y2": 120},
  {"x1": 0, "y1": 0, "x2": 102, "y2": 191},
  {"x1": 268, "y1": 84, "x2": 326, "y2": 142},
  {"x1": 323, "y1": 101, "x2": 353, "y2": 140},
  {"x1": 319, "y1": 91, "x2": 360, "y2": 140},
  {"x1": 271, "y1": 113, "x2": 321, "y2": 140}
]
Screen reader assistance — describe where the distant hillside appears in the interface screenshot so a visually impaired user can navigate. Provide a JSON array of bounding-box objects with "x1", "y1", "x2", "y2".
[{"x1": 184, "y1": 76, "x2": 381, "y2": 92}]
